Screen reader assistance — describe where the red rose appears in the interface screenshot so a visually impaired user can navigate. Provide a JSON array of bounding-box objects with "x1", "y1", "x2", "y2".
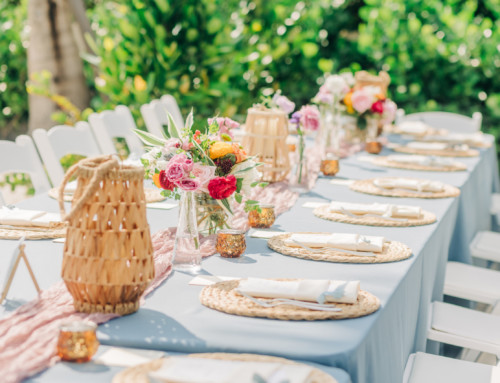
[
  {"x1": 207, "y1": 175, "x2": 237, "y2": 200},
  {"x1": 159, "y1": 170, "x2": 175, "y2": 191},
  {"x1": 371, "y1": 100, "x2": 384, "y2": 114}
]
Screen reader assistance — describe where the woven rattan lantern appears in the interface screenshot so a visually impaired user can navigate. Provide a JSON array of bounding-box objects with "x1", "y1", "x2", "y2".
[
  {"x1": 59, "y1": 155, "x2": 154, "y2": 315},
  {"x1": 354, "y1": 71, "x2": 391, "y2": 96},
  {"x1": 242, "y1": 106, "x2": 290, "y2": 182}
]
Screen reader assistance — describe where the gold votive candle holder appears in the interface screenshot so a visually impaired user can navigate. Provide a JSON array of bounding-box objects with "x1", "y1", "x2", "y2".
[
  {"x1": 248, "y1": 204, "x2": 275, "y2": 228},
  {"x1": 365, "y1": 141, "x2": 383, "y2": 154},
  {"x1": 320, "y1": 156, "x2": 340, "y2": 176},
  {"x1": 57, "y1": 321, "x2": 99, "y2": 363},
  {"x1": 216, "y1": 229, "x2": 246, "y2": 258}
]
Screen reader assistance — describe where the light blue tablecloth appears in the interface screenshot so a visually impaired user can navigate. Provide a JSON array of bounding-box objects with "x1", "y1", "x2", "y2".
[{"x1": 1, "y1": 139, "x2": 497, "y2": 383}]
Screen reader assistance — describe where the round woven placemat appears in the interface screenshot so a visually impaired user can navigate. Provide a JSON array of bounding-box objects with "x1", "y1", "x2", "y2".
[
  {"x1": 393, "y1": 146, "x2": 479, "y2": 157},
  {"x1": 313, "y1": 205, "x2": 436, "y2": 227},
  {"x1": 267, "y1": 233, "x2": 412, "y2": 263},
  {"x1": 267, "y1": 233, "x2": 412, "y2": 264},
  {"x1": 349, "y1": 178, "x2": 460, "y2": 199},
  {"x1": 199, "y1": 279, "x2": 380, "y2": 321},
  {"x1": 48, "y1": 187, "x2": 165, "y2": 203},
  {"x1": 0, "y1": 226, "x2": 66, "y2": 240},
  {"x1": 371, "y1": 157, "x2": 467, "y2": 172},
  {"x1": 112, "y1": 353, "x2": 338, "y2": 383},
  {"x1": 349, "y1": 177, "x2": 460, "y2": 199}
]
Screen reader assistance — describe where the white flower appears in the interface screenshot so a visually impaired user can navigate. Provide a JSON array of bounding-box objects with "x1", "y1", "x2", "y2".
[
  {"x1": 156, "y1": 160, "x2": 168, "y2": 170},
  {"x1": 324, "y1": 75, "x2": 348, "y2": 96},
  {"x1": 230, "y1": 160, "x2": 260, "y2": 195},
  {"x1": 340, "y1": 72, "x2": 355, "y2": 87}
]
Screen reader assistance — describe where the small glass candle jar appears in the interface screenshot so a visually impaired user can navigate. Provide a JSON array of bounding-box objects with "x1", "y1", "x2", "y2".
[
  {"x1": 57, "y1": 321, "x2": 99, "y2": 363},
  {"x1": 248, "y1": 205, "x2": 275, "y2": 228},
  {"x1": 216, "y1": 229, "x2": 246, "y2": 258},
  {"x1": 320, "y1": 155, "x2": 340, "y2": 176},
  {"x1": 365, "y1": 141, "x2": 383, "y2": 154}
]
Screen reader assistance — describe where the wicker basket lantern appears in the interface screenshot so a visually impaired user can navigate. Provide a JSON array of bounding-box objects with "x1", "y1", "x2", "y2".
[
  {"x1": 354, "y1": 71, "x2": 391, "y2": 96},
  {"x1": 242, "y1": 106, "x2": 290, "y2": 183},
  {"x1": 58, "y1": 155, "x2": 155, "y2": 315}
]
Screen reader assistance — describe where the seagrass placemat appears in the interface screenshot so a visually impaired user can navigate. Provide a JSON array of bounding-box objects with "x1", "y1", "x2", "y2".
[
  {"x1": 313, "y1": 205, "x2": 436, "y2": 227},
  {"x1": 113, "y1": 353, "x2": 338, "y2": 383},
  {"x1": 267, "y1": 233, "x2": 412, "y2": 264},
  {"x1": 371, "y1": 157, "x2": 467, "y2": 172},
  {"x1": 49, "y1": 187, "x2": 166, "y2": 203},
  {"x1": 393, "y1": 146, "x2": 479, "y2": 157},
  {"x1": 0, "y1": 226, "x2": 66, "y2": 240},
  {"x1": 349, "y1": 178, "x2": 460, "y2": 199},
  {"x1": 199, "y1": 279, "x2": 380, "y2": 321}
]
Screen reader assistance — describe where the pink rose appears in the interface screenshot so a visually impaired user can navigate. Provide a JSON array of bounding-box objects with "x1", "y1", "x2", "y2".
[
  {"x1": 351, "y1": 89, "x2": 375, "y2": 114},
  {"x1": 165, "y1": 162, "x2": 185, "y2": 181},
  {"x1": 299, "y1": 105, "x2": 320, "y2": 131},
  {"x1": 272, "y1": 94, "x2": 295, "y2": 115},
  {"x1": 315, "y1": 87, "x2": 333, "y2": 105},
  {"x1": 176, "y1": 177, "x2": 200, "y2": 191},
  {"x1": 381, "y1": 100, "x2": 397, "y2": 124},
  {"x1": 191, "y1": 163, "x2": 216, "y2": 192},
  {"x1": 208, "y1": 117, "x2": 239, "y2": 139}
]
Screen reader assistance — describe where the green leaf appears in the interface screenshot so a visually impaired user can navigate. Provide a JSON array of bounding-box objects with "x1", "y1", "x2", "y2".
[
  {"x1": 184, "y1": 109, "x2": 194, "y2": 131},
  {"x1": 218, "y1": 198, "x2": 233, "y2": 215},
  {"x1": 167, "y1": 112, "x2": 181, "y2": 139},
  {"x1": 134, "y1": 129, "x2": 168, "y2": 146},
  {"x1": 234, "y1": 192, "x2": 243, "y2": 203},
  {"x1": 236, "y1": 177, "x2": 243, "y2": 193}
]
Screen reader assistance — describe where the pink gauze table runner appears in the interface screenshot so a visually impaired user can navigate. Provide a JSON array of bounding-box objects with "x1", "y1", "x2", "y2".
[{"x1": 0, "y1": 149, "x2": 321, "y2": 383}]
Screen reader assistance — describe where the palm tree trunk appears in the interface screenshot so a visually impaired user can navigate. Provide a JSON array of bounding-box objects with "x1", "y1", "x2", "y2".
[{"x1": 27, "y1": 0, "x2": 90, "y2": 132}]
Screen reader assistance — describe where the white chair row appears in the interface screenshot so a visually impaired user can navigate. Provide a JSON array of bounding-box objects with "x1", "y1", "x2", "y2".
[
  {"x1": 0, "y1": 95, "x2": 184, "y2": 203},
  {"x1": 396, "y1": 110, "x2": 482, "y2": 134}
]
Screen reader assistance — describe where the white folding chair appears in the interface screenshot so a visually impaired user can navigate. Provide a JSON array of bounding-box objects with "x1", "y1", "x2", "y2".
[
  {"x1": 33, "y1": 122, "x2": 101, "y2": 186},
  {"x1": 403, "y1": 352, "x2": 500, "y2": 383},
  {"x1": 160, "y1": 94, "x2": 184, "y2": 129},
  {"x1": 140, "y1": 95, "x2": 184, "y2": 137},
  {"x1": 88, "y1": 105, "x2": 144, "y2": 157},
  {"x1": 396, "y1": 110, "x2": 482, "y2": 134},
  {"x1": 427, "y1": 301, "x2": 500, "y2": 359},
  {"x1": 0, "y1": 135, "x2": 51, "y2": 194}
]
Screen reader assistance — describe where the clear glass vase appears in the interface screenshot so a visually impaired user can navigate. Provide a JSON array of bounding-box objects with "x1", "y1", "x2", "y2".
[
  {"x1": 195, "y1": 193, "x2": 230, "y2": 235},
  {"x1": 289, "y1": 134, "x2": 309, "y2": 193},
  {"x1": 173, "y1": 191, "x2": 202, "y2": 273}
]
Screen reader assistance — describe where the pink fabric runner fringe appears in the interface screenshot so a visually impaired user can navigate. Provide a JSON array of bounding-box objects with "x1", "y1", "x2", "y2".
[{"x1": 0, "y1": 149, "x2": 321, "y2": 383}]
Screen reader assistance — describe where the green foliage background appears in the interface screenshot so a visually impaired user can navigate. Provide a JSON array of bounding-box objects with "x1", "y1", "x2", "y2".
[{"x1": 1, "y1": 0, "x2": 499, "y2": 141}]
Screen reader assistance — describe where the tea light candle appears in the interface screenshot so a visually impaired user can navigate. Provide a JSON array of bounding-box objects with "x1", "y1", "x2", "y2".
[
  {"x1": 365, "y1": 141, "x2": 383, "y2": 154},
  {"x1": 216, "y1": 229, "x2": 246, "y2": 258},
  {"x1": 248, "y1": 205, "x2": 275, "y2": 228},
  {"x1": 320, "y1": 155, "x2": 340, "y2": 176},
  {"x1": 57, "y1": 321, "x2": 99, "y2": 363}
]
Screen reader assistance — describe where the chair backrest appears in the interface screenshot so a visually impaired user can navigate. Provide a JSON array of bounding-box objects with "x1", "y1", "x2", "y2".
[
  {"x1": 396, "y1": 110, "x2": 482, "y2": 134},
  {"x1": 0, "y1": 135, "x2": 51, "y2": 194},
  {"x1": 88, "y1": 105, "x2": 144, "y2": 156},
  {"x1": 141, "y1": 95, "x2": 185, "y2": 137},
  {"x1": 33, "y1": 121, "x2": 102, "y2": 186}
]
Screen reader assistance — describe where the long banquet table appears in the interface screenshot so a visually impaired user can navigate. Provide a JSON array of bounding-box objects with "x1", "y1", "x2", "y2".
[{"x1": 1, "y1": 135, "x2": 498, "y2": 383}]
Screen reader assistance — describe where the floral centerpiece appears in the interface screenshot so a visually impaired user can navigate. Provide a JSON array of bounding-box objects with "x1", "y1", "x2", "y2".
[{"x1": 137, "y1": 112, "x2": 264, "y2": 236}]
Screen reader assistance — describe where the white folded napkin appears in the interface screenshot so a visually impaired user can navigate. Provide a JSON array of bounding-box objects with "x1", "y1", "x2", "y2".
[
  {"x1": 149, "y1": 357, "x2": 313, "y2": 383},
  {"x1": 386, "y1": 154, "x2": 456, "y2": 167},
  {"x1": 329, "y1": 201, "x2": 422, "y2": 218},
  {"x1": 424, "y1": 132, "x2": 489, "y2": 146},
  {"x1": 238, "y1": 277, "x2": 360, "y2": 304},
  {"x1": 397, "y1": 121, "x2": 432, "y2": 134},
  {"x1": 0, "y1": 207, "x2": 62, "y2": 228},
  {"x1": 406, "y1": 142, "x2": 448, "y2": 151},
  {"x1": 284, "y1": 233, "x2": 385, "y2": 253},
  {"x1": 373, "y1": 178, "x2": 444, "y2": 192}
]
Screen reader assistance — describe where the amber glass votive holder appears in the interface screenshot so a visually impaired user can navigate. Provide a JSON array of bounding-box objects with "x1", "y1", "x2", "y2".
[
  {"x1": 248, "y1": 205, "x2": 275, "y2": 228},
  {"x1": 365, "y1": 141, "x2": 383, "y2": 154},
  {"x1": 320, "y1": 157, "x2": 340, "y2": 176},
  {"x1": 216, "y1": 229, "x2": 246, "y2": 258},
  {"x1": 57, "y1": 321, "x2": 99, "y2": 363}
]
